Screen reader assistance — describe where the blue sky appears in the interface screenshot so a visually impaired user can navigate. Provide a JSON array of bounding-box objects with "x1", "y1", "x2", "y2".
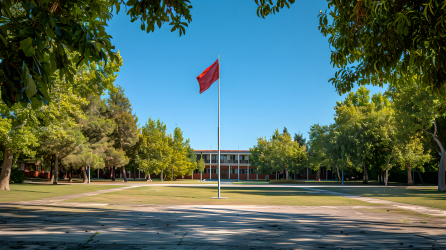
[{"x1": 105, "y1": 0, "x2": 386, "y2": 150}]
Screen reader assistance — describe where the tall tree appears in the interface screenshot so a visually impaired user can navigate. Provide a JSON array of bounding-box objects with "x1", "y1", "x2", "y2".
[
  {"x1": 282, "y1": 127, "x2": 290, "y2": 137},
  {"x1": 307, "y1": 124, "x2": 330, "y2": 179},
  {"x1": 197, "y1": 158, "x2": 205, "y2": 181},
  {"x1": 166, "y1": 127, "x2": 196, "y2": 180},
  {"x1": 33, "y1": 77, "x2": 89, "y2": 183},
  {"x1": 106, "y1": 87, "x2": 138, "y2": 182},
  {"x1": 388, "y1": 81, "x2": 446, "y2": 190},
  {"x1": 251, "y1": 129, "x2": 307, "y2": 179},
  {"x1": 63, "y1": 140, "x2": 105, "y2": 183},
  {"x1": 0, "y1": 100, "x2": 38, "y2": 190},
  {"x1": 139, "y1": 118, "x2": 172, "y2": 180},
  {"x1": 333, "y1": 87, "x2": 395, "y2": 184},
  {"x1": 293, "y1": 132, "x2": 307, "y2": 148}
]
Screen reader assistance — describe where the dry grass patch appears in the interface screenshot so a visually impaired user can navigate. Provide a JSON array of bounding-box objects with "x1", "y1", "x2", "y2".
[
  {"x1": 0, "y1": 184, "x2": 125, "y2": 203},
  {"x1": 67, "y1": 186, "x2": 373, "y2": 206},
  {"x1": 317, "y1": 186, "x2": 446, "y2": 210}
]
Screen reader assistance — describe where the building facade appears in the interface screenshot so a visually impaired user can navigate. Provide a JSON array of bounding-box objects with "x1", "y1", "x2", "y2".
[
  {"x1": 13, "y1": 150, "x2": 334, "y2": 181},
  {"x1": 183, "y1": 149, "x2": 334, "y2": 181}
]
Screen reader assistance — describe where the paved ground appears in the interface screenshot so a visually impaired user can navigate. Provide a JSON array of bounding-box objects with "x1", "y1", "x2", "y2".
[{"x1": 1, "y1": 183, "x2": 446, "y2": 249}]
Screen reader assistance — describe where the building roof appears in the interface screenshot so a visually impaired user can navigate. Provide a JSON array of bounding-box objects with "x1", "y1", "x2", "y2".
[{"x1": 194, "y1": 150, "x2": 250, "y2": 153}]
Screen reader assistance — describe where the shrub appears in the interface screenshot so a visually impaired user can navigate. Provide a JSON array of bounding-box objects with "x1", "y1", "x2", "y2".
[{"x1": 10, "y1": 167, "x2": 25, "y2": 184}]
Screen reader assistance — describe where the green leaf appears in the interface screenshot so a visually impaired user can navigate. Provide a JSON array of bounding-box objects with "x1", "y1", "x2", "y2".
[
  {"x1": 0, "y1": 34, "x2": 7, "y2": 46},
  {"x1": 30, "y1": 97, "x2": 41, "y2": 109},
  {"x1": 20, "y1": 37, "x2": 35, "y2": 57},
  {"x1": 403, "y1": 26, "x2": 409, "y2": 36},
  {"x1": 25, "y1": 74, "x2": 36, "y2": 98}
]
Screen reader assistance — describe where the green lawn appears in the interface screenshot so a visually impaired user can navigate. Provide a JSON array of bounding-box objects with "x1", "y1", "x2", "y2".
[
  {"x1": 232, "y1": 181, "x2": 270, "y2": 185},
  {"x1": 316, "y1": 186, "x2": 446, "y2": 210},
  {"x1": 0, "y1": 184, "x2": 125, "y2": 203},
  {"x1": 66, "y1": 186, "x2": 372, "y2": 206}
]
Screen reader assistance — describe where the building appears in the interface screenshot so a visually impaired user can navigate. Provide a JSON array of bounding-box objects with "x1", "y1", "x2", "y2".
[
  {"x1": 182, "y1": 150, "x2": 334, "y2": 180},
  {"x1": 184, "y1": 150, "x2": 254, "y2": 180}
]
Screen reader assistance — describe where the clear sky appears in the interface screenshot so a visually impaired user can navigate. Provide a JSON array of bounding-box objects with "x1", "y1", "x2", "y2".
[{"x1": 105, "y1": 0, "x2": 386, "y2": 151}]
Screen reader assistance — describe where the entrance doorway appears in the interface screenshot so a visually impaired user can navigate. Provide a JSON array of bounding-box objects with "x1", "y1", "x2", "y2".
[{"x1": 222, "y1": 169, "x2": 228, "y2": 179}]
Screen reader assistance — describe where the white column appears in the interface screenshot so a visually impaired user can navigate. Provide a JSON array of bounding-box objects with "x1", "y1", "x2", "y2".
[
  {"x1": 210, "y1": 153, "x2": 212, "y2": 179},
  {"x1": 238, "y1": 153, "x2": 240, "y2": 180}
]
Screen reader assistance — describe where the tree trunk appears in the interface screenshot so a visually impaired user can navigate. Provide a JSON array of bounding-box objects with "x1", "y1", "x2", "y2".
[
  {"x1": 69, "y1": 167, "x2": 73, "y2": 182},
  {"x1": 407, "y1": 162, "x2": 413, "y2": 186},
  {"x1": 200, "y1": 172, "x2": 202, "y2": 182},
  {"x1": 122, "y1": 166, "x2": 128, "y2": 182},
  {"x1": 111, "y1": 166, "x2": 116, "y2": 181},
  {"x1": 424, "y1": 121, "x2": 446, "y2": 191},
  {"x1": 336, "y1": 165, "x2": 341, "y2": 181},
  {"x1": 161, "y1": 169, "x2": 163, "y2": 182},
  {"x1": 0, "y1": 148, "x2": 13, "y2": 191},
  {"x1": 80, "y1": 167, "x2": 87, "y2": 183},
  {"x1": 53, "y1": 155, "x2": 58, "y2": 185},
  {"x1": 385, "y1": 168, "x2": 388, "y2": 186},
  {"x1": 49, "y1": 154, "x2": 55, "y2": 183},
  {"x1": 363, "y1": 162, "x2": 368, "y2": 184},
  {"x1": 134, "y1": 169, "x2": 137, "y2": 180},
  {"x1": 147, "y1": 173, "x2": 152, "y2": 182},
  {"x1": 316, "y1": 167, "x2": 321, "y2": 181}
]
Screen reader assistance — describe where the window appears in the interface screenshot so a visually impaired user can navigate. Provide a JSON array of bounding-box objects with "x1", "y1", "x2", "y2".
[{"x1": 206, "y1": 168, "x2": 217, "y2": 174}]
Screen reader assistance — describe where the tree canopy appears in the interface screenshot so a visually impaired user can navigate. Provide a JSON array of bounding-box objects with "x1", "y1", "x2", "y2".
[
  {"x1": 0, "y1": 0, "x2": 192, "y2": 108},
  {"x1": 318, "y1": 0, "x2": 446, "y2": 97},
  {"x1": 250, "y1": 129, "x2": 307, "y2": 178}
]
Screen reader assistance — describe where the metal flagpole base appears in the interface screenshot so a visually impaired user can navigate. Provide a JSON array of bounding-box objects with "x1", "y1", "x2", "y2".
[{"x1": 211, "y1": 197, "x2": 228, "y2": 199}]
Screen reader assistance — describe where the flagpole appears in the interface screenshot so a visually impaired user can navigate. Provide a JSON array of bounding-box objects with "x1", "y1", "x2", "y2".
[{"x1": 218, "y1": 54, "x2": 221, "y2": 198}]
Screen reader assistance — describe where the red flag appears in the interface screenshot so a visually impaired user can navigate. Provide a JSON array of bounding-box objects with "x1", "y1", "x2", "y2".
[{"x1": 197, "y1": 59, "x2": 219, "y2": 94}]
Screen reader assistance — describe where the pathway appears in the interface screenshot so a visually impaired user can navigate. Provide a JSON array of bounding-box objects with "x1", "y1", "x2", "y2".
[
  {"x1": 302, "y1": 187, "x2": 446, "y2": 217},
  {"x1": 16, "y1": 185, "x2": 141, "y2": 206}
]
